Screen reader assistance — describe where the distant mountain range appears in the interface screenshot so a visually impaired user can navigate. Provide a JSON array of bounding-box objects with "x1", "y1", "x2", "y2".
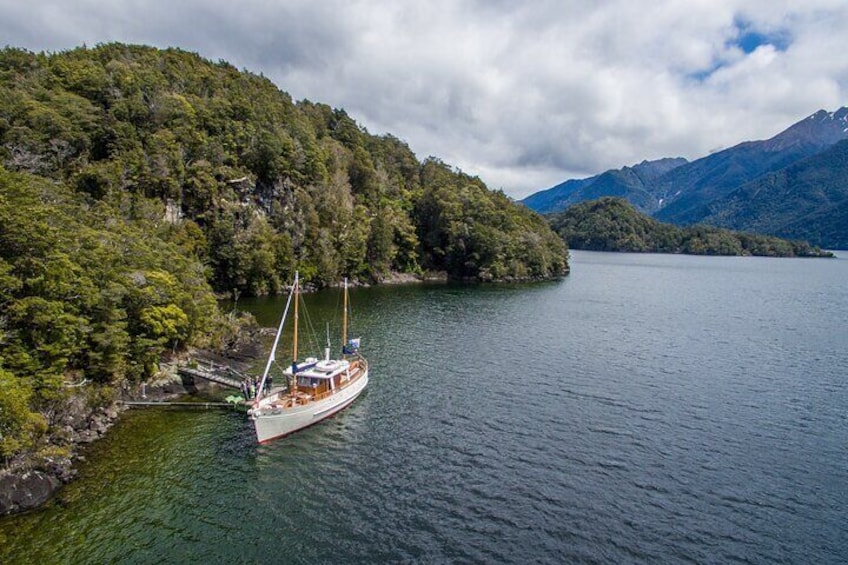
[{"x1": 521, "y1": 107, "x2": 848, "y2": 248}]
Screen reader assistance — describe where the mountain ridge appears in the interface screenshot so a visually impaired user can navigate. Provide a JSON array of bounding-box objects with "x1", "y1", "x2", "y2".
[
  {"x1": 522, "y1": 107, "x2": 848, "y2": 248},
  {"x1": 521, "y1": 157, "x2": 687, "y2": 214},
  {"x1": 702, "y1": 138, "x2": 848, "y2": 249},
  {"x1": 653, "y1": 106, "x2": 848, "y2": 224}
]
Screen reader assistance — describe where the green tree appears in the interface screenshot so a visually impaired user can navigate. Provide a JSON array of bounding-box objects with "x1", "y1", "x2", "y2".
[{"x1": 0, "y1": 368, "x2": 47, "y2": 460}]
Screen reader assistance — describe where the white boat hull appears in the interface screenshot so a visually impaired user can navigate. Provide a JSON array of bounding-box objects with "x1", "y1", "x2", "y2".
[{"x1": 250, "y1": 368, "x2": 368, "y2": 443}]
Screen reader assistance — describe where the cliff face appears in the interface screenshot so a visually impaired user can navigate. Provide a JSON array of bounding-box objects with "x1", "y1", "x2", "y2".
[{"x1": 0, "y1": 395, "x2": 125, "y2": 517}]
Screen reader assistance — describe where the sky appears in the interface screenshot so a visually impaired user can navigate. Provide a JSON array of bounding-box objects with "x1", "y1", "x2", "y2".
[{"x1": 2, "y1": 1, "x2": 847, "y2": 199}]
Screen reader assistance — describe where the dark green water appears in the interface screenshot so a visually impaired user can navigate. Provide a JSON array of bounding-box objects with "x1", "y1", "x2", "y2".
[{"x1": 2, "y1": 250, "x2": 847, "y2": 563}]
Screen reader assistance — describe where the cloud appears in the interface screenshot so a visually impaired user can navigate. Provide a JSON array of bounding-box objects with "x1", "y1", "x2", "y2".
[{"x1": 1, "y1": 0, "x2": 846, "y2": 198}]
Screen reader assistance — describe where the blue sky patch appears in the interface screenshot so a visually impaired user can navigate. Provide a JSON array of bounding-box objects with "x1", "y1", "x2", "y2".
[
  {"x1": 730, "y1": 17, "x2": 792, "y2": 54},
  {"x1": 688, "y1": 17, "x2": 792, "y2": 83}
]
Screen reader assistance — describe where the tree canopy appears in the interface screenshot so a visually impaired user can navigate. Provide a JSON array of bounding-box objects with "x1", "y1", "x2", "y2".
[{"x1": 0, "y1": 44, "x2": 567, "y2": 290}]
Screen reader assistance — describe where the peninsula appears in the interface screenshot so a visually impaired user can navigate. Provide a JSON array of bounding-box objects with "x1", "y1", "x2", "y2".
[{"x1": 550, "y1": 198, "x2": 833, "y2": 257}]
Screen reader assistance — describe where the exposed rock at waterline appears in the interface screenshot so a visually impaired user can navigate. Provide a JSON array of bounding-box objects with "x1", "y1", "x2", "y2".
[{"x1": 0, "y1": 471, "x2": 60, "y2": 516}]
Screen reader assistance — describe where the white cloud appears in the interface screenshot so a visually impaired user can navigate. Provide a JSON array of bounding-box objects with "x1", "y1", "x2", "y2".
[{"x1": 1, "y1": 0, "x2": 846, "y2": 198}]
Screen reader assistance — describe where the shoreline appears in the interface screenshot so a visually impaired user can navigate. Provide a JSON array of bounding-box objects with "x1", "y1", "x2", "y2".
[{"x1": 0, "y1": 351, "x2": 256, "y2": 518}]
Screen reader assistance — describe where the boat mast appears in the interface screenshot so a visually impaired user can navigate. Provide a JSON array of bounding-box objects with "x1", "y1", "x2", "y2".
[
  {"x1": 292, "y1": 272, "x2": 299, "y2": 362},
  {"x1": 292, "y1": 271, "x2": 299, "y2": 396},
  {"x1": 342, "y1": 277, "x2": 348, "y2": 357},
  {"x1": 255, "y1": 271, "x2": 296, "y2": 404}
]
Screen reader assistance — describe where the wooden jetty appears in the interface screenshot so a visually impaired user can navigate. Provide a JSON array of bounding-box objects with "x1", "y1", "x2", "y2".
[
  {"x1": 121, "y1": 400, "x2": 234, "y2": 409},
  {"x1": 121, "y1": 359, "x2": 253, "y2": 411},
  {"x1": 177, "y1": 359, "x2": 246, "y2": 389}
]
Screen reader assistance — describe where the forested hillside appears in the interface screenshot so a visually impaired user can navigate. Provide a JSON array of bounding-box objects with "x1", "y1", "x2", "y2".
[
  {"x1": 0, "y1": 44, "x2": 567, "y2": 464},
  {"x1": 0, "y1": 44, "x2": 566, "y2": 289},
  {"x1": 0, "y1": 166, "x2": 229, "y2": 461},
  {"x1": 702, "y1": 139, "x2": 848, "y2": 249},
  {"x1": 550, "y1": 198, "x2": 831, "y2": 257}
]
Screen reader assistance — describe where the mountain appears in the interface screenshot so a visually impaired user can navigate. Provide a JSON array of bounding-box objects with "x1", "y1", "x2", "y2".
[
  {"x1": 653, "y1": 107, "x2": 848, "y2": 224},
  {"x1": 522, "y1": 107, "x2": 848, "y2": 248},
  {"x1": 519, "y1": 176, "x2": 597, "y2": 214},
  {"x1": 549, "y1": 197, "x2": 832, "y2": 257},
  {"x1": 520, "y1": 157, "x2": 687, "y2": 214},
  {"x1": 702, "y1": 139, "x2": 848, "y2": 249}
]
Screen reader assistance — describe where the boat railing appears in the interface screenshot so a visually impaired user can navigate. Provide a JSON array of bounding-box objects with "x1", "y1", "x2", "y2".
[{"x1": 306, "y1": 367, "x2": 364, "y2": 402}]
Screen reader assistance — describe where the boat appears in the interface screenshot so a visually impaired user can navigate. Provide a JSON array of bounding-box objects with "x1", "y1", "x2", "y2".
[{"x1": 247, "y1": 272, "x2": 369, "y2": 443}]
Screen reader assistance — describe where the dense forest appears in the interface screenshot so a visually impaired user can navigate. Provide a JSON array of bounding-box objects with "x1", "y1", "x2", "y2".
[
  {"x1": 550, "y1": 198, "x2": 832, "y2": 257},
  {"x1": 0, "y1": 44, "x2": 567, "y2": 465}
]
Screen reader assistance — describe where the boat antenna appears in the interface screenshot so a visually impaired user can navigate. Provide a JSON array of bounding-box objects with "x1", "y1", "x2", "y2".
[
  {"x1": 324, "y1": 322, "x2": 331, "y2": 362},
  {"x1": 255, "y1": 271, "x2": 297, "y2": 404}
]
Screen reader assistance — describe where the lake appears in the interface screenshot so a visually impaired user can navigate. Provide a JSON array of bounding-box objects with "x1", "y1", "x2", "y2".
[{"x1": 2, "y1": 250, "x2": 847, "y2": 563}]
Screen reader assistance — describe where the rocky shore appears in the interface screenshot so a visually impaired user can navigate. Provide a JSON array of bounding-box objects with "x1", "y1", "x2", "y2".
[
  {"x1": 0, "y1": 351, "x2": 254, "y2": 517},
  {"x1": 0, "y1": 400, "x2": 126, "y2": 516}
]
